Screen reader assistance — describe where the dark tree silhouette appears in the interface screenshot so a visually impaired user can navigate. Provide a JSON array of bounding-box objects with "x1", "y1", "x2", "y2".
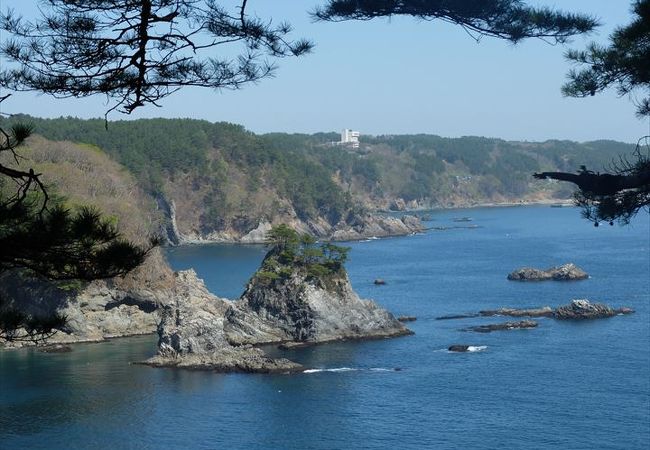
[
  {"x1": 563, "y1": 0, "x2": 650, "y2": 118},
  {"x1": 0, "y1": 0, "x2": 312, "y2": 116},
  {"x1": 314, "y1": 0, "x2": 598, "y2": 43},
  {"x1": 535, "y1": 1, "x2": 650, "y2": 225}
]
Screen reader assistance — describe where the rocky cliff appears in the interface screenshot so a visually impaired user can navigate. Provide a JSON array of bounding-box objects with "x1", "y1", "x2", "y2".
[{"x1": 0, "y1": 251, "x2": 175, "y2": 347}]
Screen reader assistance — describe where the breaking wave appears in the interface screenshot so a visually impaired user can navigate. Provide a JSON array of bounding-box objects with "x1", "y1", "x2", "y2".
[{"x1": 303, "y1": 367, "x2": 400, "y2": 374}]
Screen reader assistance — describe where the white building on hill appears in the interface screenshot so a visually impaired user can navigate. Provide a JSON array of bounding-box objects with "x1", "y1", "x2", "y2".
[{"x1": 341, "y1": 129, "x2": 360, "y2": 148}]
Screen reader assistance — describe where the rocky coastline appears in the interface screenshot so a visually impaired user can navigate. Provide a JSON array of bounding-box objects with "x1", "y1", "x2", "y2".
[{"x1": 169, "y1": 213, "x2": 424, "y2": 245}]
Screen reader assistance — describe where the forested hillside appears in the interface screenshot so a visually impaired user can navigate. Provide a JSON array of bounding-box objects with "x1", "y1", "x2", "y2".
[{"x1": 0, "y1": 115, "x2": 635, "y2": 242}]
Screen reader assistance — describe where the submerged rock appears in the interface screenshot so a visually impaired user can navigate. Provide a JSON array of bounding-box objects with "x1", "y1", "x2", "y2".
[
  {"x1": 479, "y1": 306, "x2": 554, "y2": 318},
  {"x1": 38, "y1": 344, "x2": 73, "y2": 353},
  {"x1": 553, "y1": 299, "x2": 634, "y2": 320},
  {"x1": 507, "y1": 263, "x2": 588, "y2": 281},
  {"x1": 435, "y1": 313, "x2": 480, "y2": 320},
  {"x1": 464, "y1": 320, "x2": 538, "y2": 333},
  {"x1": 397, "y1": 316, "x2": 417, "y2": 322}
]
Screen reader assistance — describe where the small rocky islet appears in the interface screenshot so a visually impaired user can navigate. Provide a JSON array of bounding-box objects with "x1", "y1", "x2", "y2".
[
  {"x1": 507, "y1": 263, "x2": 588, "y2": 281},
  {"x1": 145, "y1": 227, "x2": 412, "y2": 373}
]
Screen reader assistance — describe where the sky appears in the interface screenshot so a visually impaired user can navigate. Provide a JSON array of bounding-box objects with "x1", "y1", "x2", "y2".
[{"x1": 0, "y1": 0, "x2": 648, "y2": 143}]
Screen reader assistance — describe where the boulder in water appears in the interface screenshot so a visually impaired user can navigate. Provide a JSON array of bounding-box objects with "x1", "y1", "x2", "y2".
[{"x1": 553, "y1": 299, "x2": 634, "y2": 320}]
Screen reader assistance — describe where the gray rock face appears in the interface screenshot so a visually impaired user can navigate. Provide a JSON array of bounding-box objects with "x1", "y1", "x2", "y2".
[
  {"x1": 225, "y1": 272, "x2": 412, "y2": 346},
  {"x1": 0, "y1": 271, "x2": 168, "y2": 347},
  {"x1": 553, "y1": 299, "x2": 634, "y2": 320},
  {"x1": 145, "y1": 270, "x2": 302, "y2": 373},
  {"x1": 464, "y1": 320, "x2": 538, "y2": 333},
  {"x1": 507, "y1": 263, "x2": 588, "y2": 281}
]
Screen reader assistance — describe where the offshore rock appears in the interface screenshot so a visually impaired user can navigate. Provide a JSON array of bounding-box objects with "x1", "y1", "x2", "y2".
[
  {"x1": 144, "y1": 270, "x2": 302, "y2": 373},
  {"x1": 448, "y1": 345, "x2": 472, "y2": 352},
  {"x1": 553, "y1": 299, "x2": 634, "y2": 320},
  {"x1": 507, "y1": 263, "x2": 588, "y2": 281},
  {"x1": 464, "y1": 320, "x2": 538, "y2": 333},
  {"x1": 224, "y1": 269, "x2": 412, "y2": 347}
]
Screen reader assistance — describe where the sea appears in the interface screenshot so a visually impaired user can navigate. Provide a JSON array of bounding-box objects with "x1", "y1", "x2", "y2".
[{"x1": 1, "y1": 206, "x2": 649, "y2": 449}]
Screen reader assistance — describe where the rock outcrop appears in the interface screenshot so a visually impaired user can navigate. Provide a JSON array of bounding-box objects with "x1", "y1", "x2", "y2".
[
  {"x1": 143, "y1": 270, "x2": 302, "y2": 373},
  {"x1": 464, "y1": 320, "x2": 538, "y2": 333},
  {"x1": 225, "y1": 270, "x2": 412, "y2": 346},
  {"x1": 328, "y1": 214, "x2": 423, "y2": 242},
  {"x1": 507, "y1": 263, "x2": 588, "y2": 281},
  {"x1": 553, "y1": 299, "x2": 634, "y2": 320}
]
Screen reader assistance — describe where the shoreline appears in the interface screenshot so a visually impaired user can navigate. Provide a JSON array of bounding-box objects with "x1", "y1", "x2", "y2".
[{"x1": 169, "y1": 200, "x2": 575, "y2": 247}]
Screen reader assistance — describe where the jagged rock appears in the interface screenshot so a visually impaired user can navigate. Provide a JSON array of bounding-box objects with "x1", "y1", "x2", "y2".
[
  {"x1": 224, "y1": 263, "x2": 412, "y2": 346},
  {"x1": 397, "y1": 316, "x2": 417, "y2": 322},
  {"x1": 464, "y1": 320, "x2": 538, "y2": 333},
  {"x1": 507, "y1": 263, "x2": 588, "y2": 281},
  {"x1": 145, "y1": 270, "x2": 303, "y2": 373},
  {"x1": 480, "y1": 306, "x2": 554, "y2": 317},
  {"x1": 553, "y1": 299, "x2": 634, "y2": 320},
  {"x1": 329, "y1": 214, "x2": 423, "y2": 241}
]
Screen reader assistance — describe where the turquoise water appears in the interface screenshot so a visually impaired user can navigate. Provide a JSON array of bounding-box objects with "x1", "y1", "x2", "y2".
[{"x1": 1, "y1": 206, "x2": 649, "y2": 449}]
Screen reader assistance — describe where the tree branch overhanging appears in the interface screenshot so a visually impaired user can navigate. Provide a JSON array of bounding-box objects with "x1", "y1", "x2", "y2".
[
  {"x1": 313, "y1": 0, "x2": 599, "y2": 44},
  {"x1": 533, "y1": 137, "x2": 650, "y2": 225},
  {"x1": 0, "y1": 0, "x2": 313, "y2": 116}
]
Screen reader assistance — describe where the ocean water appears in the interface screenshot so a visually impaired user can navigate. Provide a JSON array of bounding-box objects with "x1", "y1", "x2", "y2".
[{"x1": 1, "y1": 206, "x2": 649, "y2": 449}]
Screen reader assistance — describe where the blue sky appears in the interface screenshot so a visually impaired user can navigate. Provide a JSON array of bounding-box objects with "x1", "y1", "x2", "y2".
[{"x1": 1, "y1": 1, "x2": 647, "y2": 143}]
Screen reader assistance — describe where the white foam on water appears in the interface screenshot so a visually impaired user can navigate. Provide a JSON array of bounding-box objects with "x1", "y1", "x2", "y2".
[
  {"x1": 466, "y1": 345, "x2": 488, "y2": 352},
  {"x1": 303, "y1": 367, "x2": 398, "y2": 374},
  {"x1": 303, "y1": 367, "x2": 357, "y2": 374}
]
